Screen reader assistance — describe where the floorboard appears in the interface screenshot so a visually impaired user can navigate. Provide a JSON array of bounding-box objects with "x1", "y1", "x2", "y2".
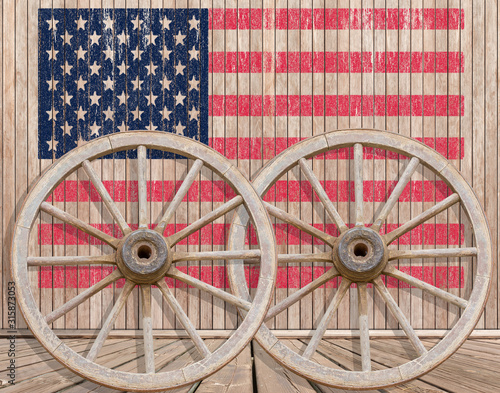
[{"x1": 0, "y1": 338, "x2": 499, "y2": 392}]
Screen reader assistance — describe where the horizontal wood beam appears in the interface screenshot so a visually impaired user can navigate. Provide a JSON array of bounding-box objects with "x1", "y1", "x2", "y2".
[{"x1": 2, "y1": 329, "x2": 500, "y2": 339}]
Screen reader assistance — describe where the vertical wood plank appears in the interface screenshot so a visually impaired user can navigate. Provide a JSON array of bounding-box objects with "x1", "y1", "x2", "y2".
[
  {"x1": 422, "y1": 0, "x2": 436, "y2": 330},
  {"x1": 410, "y1": 0, "x2": 423, "y2": 330},
  {"x1": 372, "y1": 0, "x2": 386, "y2": 331},
  {"x1": 484, "y1": 0, "x2": 498, "y2": 330},
  {"x1": 15, "y1": 0, "x2": 29, "y2": 330},
  {"x1": 324, "y1": 0, "x2": 339, "y2": 332},
  {"x1": 300, "y1": 0, "x2": 313, "y2": 331},
  {"x1": 312, "y1": 0, "x2": 326, "y2": 332}
]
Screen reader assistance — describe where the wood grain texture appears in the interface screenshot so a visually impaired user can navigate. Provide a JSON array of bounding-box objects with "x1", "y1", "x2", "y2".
[{"x1": 1, "y1": 0, "x2": 499, "y2": 337}]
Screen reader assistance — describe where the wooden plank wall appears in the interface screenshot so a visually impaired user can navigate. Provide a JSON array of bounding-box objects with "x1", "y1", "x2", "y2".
[{"x1": 1, "y1": 1, "x2": 499, "y2": 332}]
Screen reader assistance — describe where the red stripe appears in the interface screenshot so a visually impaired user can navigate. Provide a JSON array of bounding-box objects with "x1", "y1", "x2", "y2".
[
  {"x1": 39, "y1": 265, "x2": 465, "y2": 289},
  {"x1": 209, "y1": 52, "x2": 464, "y2": 74},
  {"x1": 209, "y1": 137, "x2": 464, "y2": 160},
  {"x1": 43, "y1": 180, "x2": 454, "y2": 203},
  {"x1": 209, "y1": 8, "x2": 464, "y2": 30},
  {"x1": 209, "y1": 95, "x2": 464, "y2": 117},
  {"x1": 38, "y1": 223, "x2": 463, "y2": 246}
]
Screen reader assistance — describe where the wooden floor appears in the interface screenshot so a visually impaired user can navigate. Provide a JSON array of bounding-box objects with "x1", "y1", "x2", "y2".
[{"x1": 0, "y1": 337, "x2": 499, "y2": 393}]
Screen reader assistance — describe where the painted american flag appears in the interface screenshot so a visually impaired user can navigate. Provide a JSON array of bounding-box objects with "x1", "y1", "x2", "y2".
[
  {"x1": 39, "y1": 7, "x2": 209, "y2": 159},
  {"x1": 37, "y1": 4, "x2": 466, "y2": 295}
]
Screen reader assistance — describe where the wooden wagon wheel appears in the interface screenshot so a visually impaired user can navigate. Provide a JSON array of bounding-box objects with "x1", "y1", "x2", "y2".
[
  {"x1": 11, "y1": 131, "x2": 276, "y2": 391},
  {"x1": 227, "y1": 129, "x2": 491, "y2": 390}
]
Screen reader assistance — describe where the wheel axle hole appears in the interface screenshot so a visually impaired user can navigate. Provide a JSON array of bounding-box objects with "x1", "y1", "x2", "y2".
[
  {"x1": 353, "y1": 243, "x2": 368, "y2": 257},
  {"x1": 137, "y1": 245, "x2": 152, "y2": 260}
]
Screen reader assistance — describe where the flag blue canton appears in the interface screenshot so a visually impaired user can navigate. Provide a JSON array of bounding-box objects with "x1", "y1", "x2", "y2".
[{"x1": 38, "y1": 8, "x2": 209, "y2": 159}]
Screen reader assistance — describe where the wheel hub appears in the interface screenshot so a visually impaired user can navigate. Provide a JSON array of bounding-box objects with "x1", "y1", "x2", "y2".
[
  {"x1": 333, "y1": 227, "x2": 388, "y2": 282},
  {"x1": 116, "y1": 229, "x2": 172, "y2": 284}
]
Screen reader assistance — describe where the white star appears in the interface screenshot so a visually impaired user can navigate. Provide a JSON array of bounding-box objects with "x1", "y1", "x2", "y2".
[
  {"x1": 47, "y1": 109, "x2": 59, "y2": 121},
  {"x1": 62, "y1": 92, "x2": 73, "y2": 106},
  {"x1": 189, "y1": 47, "x2": 199, "y2": 61},
  {"x1": 117, "y1": 62, "x2": 126, "y2": 75},
  {"x1": 163, "y1": 47, "x2": 172, "y2": 60},
  {"x1": 162, "y1": 76, "x2": 172, "y2": 90},
  {"x1": 90, "y1": 61, "x2": 100, "y2": 75},
  {"x1": 175, "y1": 92, "x2": 185, "y2": 106},
  {"x1": 64, "y1": 121, "x2": 73, "y2": 136},
  {"x1": 131, "y1": 17, "x2": 140, "y2": 30},
  {"x1": 103, "y1": 18, "x2": 113, "y2": 31},
  {"x1": 131, "y1": 108, "x2": 144, "y2": 121},
  {"x1": 90, "y1": 32, "x2": 101, "y2": 46},
  {"x1": 150, "y1": 33, "x2": 159, "y2": 45},
  {"x1": 175, "y1": 121, "x2": 185, "y2": 135},
  {"x1": 116, "y1": 31, "x2": 127, "y2": 45},
  {"x1": 47, "y1": 17, "x2": 59, "y2": 31},
  {"x1": 131, "y1": 77, "x2": 140, "y2": 90},
  {"x1": 47, "y1": 138, "x2": 59, "y2": 152},
  {"x1": 61, "y1": 30, "x2": 73, "y2": 44},
  {"x1": 117, "y1": 121, "x2": 126, "y2": 132},
  {"x1": 103, "y1": 47, "x2": 113, "y2": 61},
  {"x1": 90, "y1": 92, "x2": 100, "y2": 106},
  {"x1": 175, "y1": 61, "x2": 186, "y2": 75},
  {"x1": 103, "y1": 77, "x2": 113, "y2": 90},
  {"x1": 77, "y1": 76, "x2": 86, "y2": 90},
  {"x1": 132, "y1": 48, "x2": 141, "y2": 61},
  {"x1": 188, "y1": 16, "x2": 199, "y2": 30},
  {"x1": 163, "y1": 108, "x2": 172, "y2": 120},
  {"x1": 47, "y1": 78, "x2": 59, "y2": 91},
  {"x1": 77, "y1": 109, "x2": 87, "y2": 121},
  {"x1": 189, "y1": 107, "x2": 199, "y2": 121},
  {"x1": 174, "y1": 32, "x2": 186, "y2": 45},
  {"x1": 162, "y1": 16, "x2": 171, "y2": 30},
  {"x1": 90, "y1": 122, "x2": 100, "y2": 136},
  {"x1": 77, "y1": 48, "x2": 87, "y2": 61},
  {"x1": 117, "y1": 92, "x2": 126, "y2": 106},
  {"x1": 46, "y1": 46, "x2": 59, "y2": 61},
  {"x1": 63, "y1": 60, "x2": 73, "y2": 75},
  {"x1": 145, "y1": 63, "x2": 158, "y2": 75},
  {"x1": 103, "y1": 108, "x2": 113, "y2": 121},
  {"x1": 77, "y1": 15, "x2": 87, "y2": 30},
  {"x1": 188, "y1": 76, "x2": 199, "y2": 90},
  {"x1": 146, "y1": 94, "x2": 159, "y2": 106}
]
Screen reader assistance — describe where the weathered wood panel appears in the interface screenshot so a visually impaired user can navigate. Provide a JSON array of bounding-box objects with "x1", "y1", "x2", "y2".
[{"x1": 1, "y1": 1, "x2": 499, "y2": 333}]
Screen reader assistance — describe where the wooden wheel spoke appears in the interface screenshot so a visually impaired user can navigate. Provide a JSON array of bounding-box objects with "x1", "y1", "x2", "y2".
[
  {"x1": 357, "y1": 282, "x2": 371, "y2": 371},
  {"x1": 156, "y1": 280, "x2": 211, "y2": 358},
  {"x1": 141, "y1": 284, "x2": 155, "y2": 373},
  {"x1": 265, "y1": 267, "x2": 340, "y2": 321},
  {"x1": 45, "y1": 269, "x2": 123, "y2": 325},
  {"x1": 41, "y1": 202, "x2": 120, "y2": 248},
  {"x1": 167, "y1": 268, "x2": 251, "y2": 311},
  {"x1": 264, "y1": 202, "x2": 336, "y2": 247},
  {"x1": 277, "y1": 251, "x2": 332, "y2": 264},
  {"x1": 87, "y1": 280, "x2": 135, "y2": 361},
  {"x1": 174, "y1": 249, "x2": 261, "y2": 262},
  {"x1": 82, "y1": 160, "x2": 131, "y2": 235},
  {"x1": 353, "y1": 143, "x2": 364, "y2": 226},
  {"x1": 384, "y1": 264, "x2": 468, "y2": 309},
  {"x1": 137, "y1": 146, "x2": 148, "y2": 229},
  {"x1": 389, "y1": 247, "x2": 477, "y2": 260},
  {"x1": 373, "y1": 277, "x2": 427, "y2": 357},
  {"x1": 372, "y1": 157, "x2": 420, "y2": 232},
  {"x1": 302, "y1": 278, "x2": 350, "y2": 359},
  {"x1": 383, "y1": 193, "x2": 460, "y2": 244},
  {"x1": 167, "y1": 196, "x2": 244, "y2": 246},
  {"x1": 298, "y1": 158, "x2": 348, "y2": 233},
  {"x1": 155, "y1": 159, "x2": 203, "y2": 235},
  {"x1": 27, "y1": 254, "x2": 116, "y2": 266}
]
